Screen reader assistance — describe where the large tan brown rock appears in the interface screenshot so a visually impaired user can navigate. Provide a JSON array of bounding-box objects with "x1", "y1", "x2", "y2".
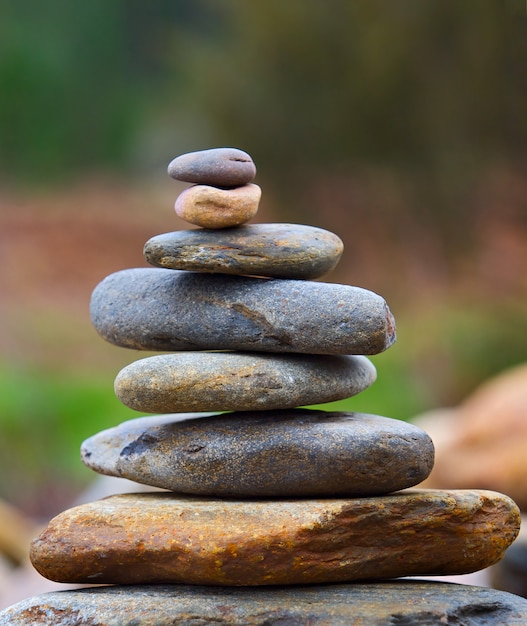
[
  {"x1": 417, "y1": 363, "x2": 527, "y2": 509},
  {"x1": 30, "y1": 490, "x2": 519, "y2": 586}
]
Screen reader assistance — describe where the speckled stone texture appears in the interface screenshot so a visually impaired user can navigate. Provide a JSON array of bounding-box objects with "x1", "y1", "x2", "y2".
[
  {"x1": 3, "y1": 581, "x2": 527, "y2": 625},
  {"x1": 81, "y1": 410, "x2": 434, "y2": 497},
  {"x1": 30, "y1": 490, "x2": 519, "y2": 586},
  {"x1": 168, "y1": 147, "x2": 256, "y2": 186},
  {"x1": 113, "y1": 353, "x2": 376, "y2": 413},
  {"x1": 90, "y1": 268, "x2": 396, "y2": 354},
  {"x1": 144, "y1": 223, "x2": 344, "y2": 279}
]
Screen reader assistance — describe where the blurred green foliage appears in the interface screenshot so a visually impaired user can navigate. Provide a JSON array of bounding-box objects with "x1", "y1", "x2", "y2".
[
  {"x1": 1, "y1": 0, "x2": 526, "y2": 191},
  {"x1": 0, "y1": 1, "x2": 137, "y2": 182},
  {"x1": 0, "y1": 365, "x2": 136, "y2": 515}
]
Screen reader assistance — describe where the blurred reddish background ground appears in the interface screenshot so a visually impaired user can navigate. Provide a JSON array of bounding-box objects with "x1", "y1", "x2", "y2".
[{"x1": 1, "y1": 165, "x2": 525, "y2": 378}]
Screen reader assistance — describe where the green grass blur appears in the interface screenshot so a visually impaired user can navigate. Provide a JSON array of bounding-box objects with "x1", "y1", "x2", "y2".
[{"x1": 0, "y1": 366, "x2": 136, "y2": 515}]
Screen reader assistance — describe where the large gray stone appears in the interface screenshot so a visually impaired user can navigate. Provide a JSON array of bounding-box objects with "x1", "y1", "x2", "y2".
[
  {"x1": 30, "y1": 490, "x2": 519, "y2": 586},
  {"x1": 113, "y1": 352, "x2": 376, "y2": 413},
  {"x1": 90, "y1": 268, "x2": 396, "y2": 355},
  {"x1": 3, "y1": 581, "x2": 527, "y2": 625},
  {"x1": 144, "y1": 223, "x2": 344, "y2": 279},
  {"x1": 81, "y1": 410, "x2": 434, "y2": 497}
]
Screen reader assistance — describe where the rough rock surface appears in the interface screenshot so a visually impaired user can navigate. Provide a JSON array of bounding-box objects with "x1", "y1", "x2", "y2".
[
  {"x1": 174, "y1": 183, "x2": 261, "y2": 229},
  {"x1": 81, "y1": 410, "x2": 434, "y2": 497},
  {"x1": 30, "y1": 490, "x2": 519, "y2": 586},
  {"x1": 144, "y1": 223, "x2": 344, "y2": 279},
  {"x1": 3, "y1": 581, "x2": 527, "y2": 625},
  {"x1": 90, "y1": 268, "x2": 396, "y2": 355},
  {"x1": 167, "y1": 147, "x2": 256, "y2": 186},
  {"x1": 113, "y1": 352, "x2": 376, "y2": 413}
]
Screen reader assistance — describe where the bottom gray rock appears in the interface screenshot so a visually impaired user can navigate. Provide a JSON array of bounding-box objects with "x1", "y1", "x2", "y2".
[{"x1": 2, "y1": 581, "x2": 527, "y2": 625}]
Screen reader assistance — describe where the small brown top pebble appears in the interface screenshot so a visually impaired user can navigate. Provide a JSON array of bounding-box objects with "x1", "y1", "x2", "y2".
[{"x1": 168, "y1": 148, "x2": 256, "y2": 187}]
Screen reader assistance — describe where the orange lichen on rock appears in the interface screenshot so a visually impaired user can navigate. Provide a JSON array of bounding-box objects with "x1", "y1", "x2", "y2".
[{"x1": 30, "y1": 490, "x2": 519, "y2": 586}]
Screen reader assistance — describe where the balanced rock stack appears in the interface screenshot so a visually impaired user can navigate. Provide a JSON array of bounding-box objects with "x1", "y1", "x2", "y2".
[{"x1": 2, "y1": 149, "x2": 527, "y2": 624}]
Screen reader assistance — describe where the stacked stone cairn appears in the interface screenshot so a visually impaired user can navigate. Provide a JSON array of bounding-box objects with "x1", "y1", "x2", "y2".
[{"x1": 2, "y1": 148, "x2": 527, "y2": 624}]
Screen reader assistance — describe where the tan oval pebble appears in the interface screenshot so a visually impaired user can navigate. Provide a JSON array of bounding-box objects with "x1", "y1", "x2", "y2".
[{"x1": 175, "y1": 183, "x2": 261, "y2": 229}]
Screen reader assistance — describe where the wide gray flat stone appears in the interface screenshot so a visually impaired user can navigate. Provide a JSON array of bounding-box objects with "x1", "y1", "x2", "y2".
[
  {"x1": 144, "y1": 223, "x2": 344, "y2": 279},
  {"x1": 90, "y1": 268, "x2": 396, "y2": 355},
  {"x1": 113, "y1": 352, "x2": 376, "y2": 413},
  {"x1": 3, "y1": 581, "x2": 527, "y2": 625},
  {"x1": 29, "y1": 490, "x2": 519, "y2": 586},
  {"x1": 81, "y1": 410, "x2": 434, "y2": 497}
]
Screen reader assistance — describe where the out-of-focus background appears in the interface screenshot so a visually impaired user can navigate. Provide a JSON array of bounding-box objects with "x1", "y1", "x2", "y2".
[{"x1": 1, "y1": 0, "x2": 527, "y2": 598}]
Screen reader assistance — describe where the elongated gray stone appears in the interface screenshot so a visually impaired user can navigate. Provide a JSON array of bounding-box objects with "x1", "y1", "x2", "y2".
[
  {"x1": 90, "y1": 268, "x2": 396, "y2": 354},
  {"x1": 3, "y1": 582, "x2": 527, "y2": 625},
  {"x1": 144, "y1": 223, "x2": 344, "y2": 279},
  {"x1": 81, "y1": 410, "x2": 434, "y2": 497},
  {"x1": 114, "y1": 352, "x2": 376, "y2": 413},
  {"x1": 29, "y1": 490, "x2": 520, "y2": 585},
  {"x1": 168, "y1": 147, "x2": 256, "y2": 186}
]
